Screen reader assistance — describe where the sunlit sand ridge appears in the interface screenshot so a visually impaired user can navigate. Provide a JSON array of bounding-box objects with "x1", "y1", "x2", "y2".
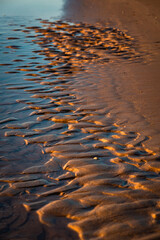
[{"x1": 0, "y1": 19, "x2": 160, "y2": 240}]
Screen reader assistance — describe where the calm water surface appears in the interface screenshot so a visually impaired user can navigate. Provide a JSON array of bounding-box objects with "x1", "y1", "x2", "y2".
[{"x1": 0, "y1": 1, "x2": 160, "y2": 240}]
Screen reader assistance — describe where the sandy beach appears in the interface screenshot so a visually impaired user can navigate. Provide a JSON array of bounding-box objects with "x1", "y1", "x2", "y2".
[{"x1": 0, "y1": 1, "x2": 160, "y2": 240}]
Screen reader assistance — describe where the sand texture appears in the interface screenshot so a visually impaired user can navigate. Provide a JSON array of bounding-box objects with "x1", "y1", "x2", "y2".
[
  {"x1": 0, "y1": 1, "x2": 160, "y2": 240},
  {"x1": 63, "y1": 0, "x2": 160, "y2": 151}
]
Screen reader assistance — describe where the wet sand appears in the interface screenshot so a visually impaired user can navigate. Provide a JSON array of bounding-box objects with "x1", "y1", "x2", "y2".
[
  {"x1": 0, "y1": 1, "x2": 160, "y2": 240},
  {"x1": 63, "y1": 0, "x2": 160, "y2": 151}
]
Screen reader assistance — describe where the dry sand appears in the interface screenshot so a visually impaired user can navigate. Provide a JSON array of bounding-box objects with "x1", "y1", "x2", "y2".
[{"x1": 63, "y1": 0, "x2": 160, "y2": 152}]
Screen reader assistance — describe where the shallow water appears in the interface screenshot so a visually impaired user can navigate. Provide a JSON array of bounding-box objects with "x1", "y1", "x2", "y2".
[
  {"x1": 0, "y1": 0, "x2": 63, "y2": 18},
  {"x1": 0, "y1": 4, "x2": 160, "y2": 240}
]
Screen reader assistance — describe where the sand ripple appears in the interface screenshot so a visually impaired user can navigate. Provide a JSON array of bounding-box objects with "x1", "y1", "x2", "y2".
[{"x1": 0, "y1": 18, "x2": 159, "y2": 240}]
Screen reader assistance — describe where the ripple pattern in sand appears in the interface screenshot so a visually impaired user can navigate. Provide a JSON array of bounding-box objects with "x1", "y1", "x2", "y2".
[{"x1": 0, "y1": 19, "x2": 160, "y2": 240}]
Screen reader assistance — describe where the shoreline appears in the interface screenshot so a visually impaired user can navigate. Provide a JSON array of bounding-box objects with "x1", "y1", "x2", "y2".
[{"x1": 0, "y1": 4, "x2": 160, "y2": 239}]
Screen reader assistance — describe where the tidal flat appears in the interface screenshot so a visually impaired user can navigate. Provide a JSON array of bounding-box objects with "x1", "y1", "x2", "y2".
[{"x1": 0, "y1": 1, "x2": 160, "y2": 240}]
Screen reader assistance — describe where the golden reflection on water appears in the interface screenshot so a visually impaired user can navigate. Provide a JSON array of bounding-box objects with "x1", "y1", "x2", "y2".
[{"x1": 0, "y1": 18, "x2": 160, "y2": 240}]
